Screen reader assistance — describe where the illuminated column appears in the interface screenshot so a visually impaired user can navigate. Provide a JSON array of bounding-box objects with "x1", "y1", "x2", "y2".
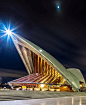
[
  {"x1": 13, "y1": 44, "x2": 30, "y2": 74},
  {"x1": 45, "y1": 62, "x2": 47, "y2": 75},
  {"x1": 22, "y1": 47, "x2": 32, "y2": 74},
  {"x1": 34, "y1": 53, "x2": 36, "y2": 73},
  {"x1": 52, "y1": 68, "x2": 54, "y2": 77},
  {"x1": 36, "y1": 55, "x2": 38, "y2": 73},
  {"x1": 39, "y1": 57, "x2": 40, "y2": 73},
  {"x1": 48, "y1": 65, "x2": 50, "y2": 75},
  {"x1": 55, "y1": 69, "x2": 56, "y2": 77},
  {"x1": 34, "y1": 54, "x2": 35, "y2": 73},
  {"x1": 55, "y1": 70, "x2": 57, "y2": 77},
  {"x1": 49, "y1": 66, "x2": 51, "y2": 76},
  {"x1": 51, "y1": 67, "x2": 53, "y2": 76},
  {"x1": 47, "y1": 63, "x2": 48, "y2": 75},
  {"x1": 50, "y1": 66, "x2": 51, "y2": 76},
  {"x1": 40, "y1": 58, "x2": 42, "y2": 74},
  {"x1": 50, "y1": 66, "x2": 52, "y2": 76},
  {"x1": 44, "y1": 60, "x2": 45, "y2": 75},
  {"x1": 28, "y1": 50, "x2": 34, "y2": 73},
  {"x1": 52, "y1": 67, "x2": 53, "y2": 76},
  {"x1": 54, "y1": 69, "x2": 55, "y2": 77},
  {"x1": 42, "y1": 60, "x2": 44, "y2": 75},
  {"x1": 56, "y1": 70, "x2": 58, "y2": 77},
  {"x1": 31, "y1": 52, "x2": 34, "y2": 73},
  {"x1": 37, "y1": 56, "x2": 39, "y2": 73},
  {"x1": 32, "y1": 52, "x2": 34, "y2": 66}
]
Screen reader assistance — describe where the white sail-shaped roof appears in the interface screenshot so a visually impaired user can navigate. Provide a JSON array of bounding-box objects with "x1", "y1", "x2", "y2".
[
  {"x1": 67, "y1": 68, "x2": 85, "y2": 86},
  {"x1": 11, "y1": 34, "x2": 85, "y2": 91}
]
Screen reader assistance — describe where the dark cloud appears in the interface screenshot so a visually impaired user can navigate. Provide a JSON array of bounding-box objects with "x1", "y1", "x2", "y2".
[{"x1": 0, "y1": 68, "x2": 28, "y2": 78}]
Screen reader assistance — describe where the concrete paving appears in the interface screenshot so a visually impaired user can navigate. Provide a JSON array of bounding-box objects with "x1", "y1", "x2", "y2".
[
  {"x1": 0, "y1": 90, "x2": 86, "y2": 101},
  {"x1": 0, "y1": 96, "x2": 86, "y2": 105}
]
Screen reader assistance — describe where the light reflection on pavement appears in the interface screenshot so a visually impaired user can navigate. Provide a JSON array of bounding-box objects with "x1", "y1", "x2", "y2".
[{"x1": 0, "y1": 96, "x2": 86, "y2": 105}]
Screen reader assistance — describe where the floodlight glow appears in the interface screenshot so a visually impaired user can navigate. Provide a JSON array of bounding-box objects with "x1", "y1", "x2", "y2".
[
  {"x1": 39, "y1": 49, "x2": 42, "y2": 52},
  {"x1": 40, "y1": 84, "x2": 44, "y2": 88},
  {"x1": 56, "y1": 4, "x2": 60, "y2": 10},
  {"x1": 57, "y1": 6, "x2": 59, "y2": 8},
  {"x1": 6, "y1": 29, "x2": 11, "y2": 36},
  {"x1": 0, "y1": 22, "x2": 19, "y2": 40}
]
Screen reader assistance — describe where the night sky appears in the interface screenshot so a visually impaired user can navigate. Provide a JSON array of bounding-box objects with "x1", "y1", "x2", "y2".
[{"x1": 0, "y1": 0, "x2": 86, "y2": 80}]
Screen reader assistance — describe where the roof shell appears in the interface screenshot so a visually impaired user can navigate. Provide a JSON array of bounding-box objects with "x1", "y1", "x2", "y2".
[
  {"x1": 67, "y1": 68, "x2": 85, "y2": 84},
  {"x1": 12, "y1": 34, "x2": 85, "y2": 91}
]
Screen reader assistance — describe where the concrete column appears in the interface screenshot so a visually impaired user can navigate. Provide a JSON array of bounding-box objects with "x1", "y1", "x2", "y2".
[
  {"x1": 37, "y1": 56, "x2": 39, "y2": 73},
  {"x1": 47, "y1": 63, "x2": 48, "y2": 75}
]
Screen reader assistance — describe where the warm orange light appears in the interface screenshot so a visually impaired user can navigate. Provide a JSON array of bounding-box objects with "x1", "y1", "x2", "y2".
[
  {"x1": 40, "y1": 84, "x2": 44, "y2": 88},
  {"x1": 22, "y1": 86, "x2": 26, "y2": 89},
  {"x1": 80, "y1": 84, "x2": 82, "y2": 87},
  {"x1": 63, "y1": 86, "x2": 68, "y2": 88}
]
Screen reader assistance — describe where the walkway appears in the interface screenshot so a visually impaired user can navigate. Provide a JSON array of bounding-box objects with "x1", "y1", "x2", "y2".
[
  {"x1": 0, "y1": 90, "x2": 86, "y2": 101},
  {"x1": 0, "y1": 96, "x2": 86, "y2": 105}
]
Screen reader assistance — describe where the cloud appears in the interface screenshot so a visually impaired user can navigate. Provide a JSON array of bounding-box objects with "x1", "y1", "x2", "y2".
[{"x1": 0, "y1": 68, "x2": 28, "y2": 78}]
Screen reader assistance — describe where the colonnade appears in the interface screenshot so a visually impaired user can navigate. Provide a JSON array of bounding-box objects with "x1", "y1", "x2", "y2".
[{"x1": 34, "y1": 53, "x2": 58, "y2": 77}]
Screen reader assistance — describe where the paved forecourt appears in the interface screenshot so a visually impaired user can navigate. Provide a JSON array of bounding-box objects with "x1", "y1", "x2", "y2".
[
  {"x1": 0, "y1": 96, "x2": 86, "y2": 105},
  {"x1": 0, "y1": 90, "x2": 86, "y2": 101}
]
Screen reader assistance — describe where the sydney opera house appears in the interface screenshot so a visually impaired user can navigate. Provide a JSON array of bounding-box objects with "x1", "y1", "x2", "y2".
[{"x1": 8, "y1": 34, "x2": 85, "y2": 92}]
